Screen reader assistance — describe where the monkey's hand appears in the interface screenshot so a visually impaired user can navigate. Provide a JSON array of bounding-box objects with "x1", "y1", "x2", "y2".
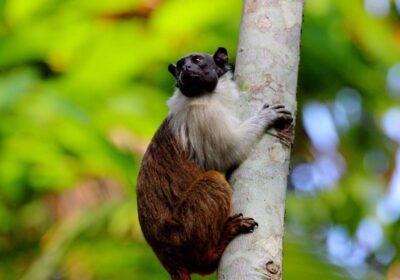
[
  {"x1": 235, "y1": 103, "x2": 294, "y2": 157},
  {"x1": 259, "y1": 103, "x2": 293, "y2": 129},
  {"x1": 260, "y1": 104, "x2": 294, "y2": 147}
]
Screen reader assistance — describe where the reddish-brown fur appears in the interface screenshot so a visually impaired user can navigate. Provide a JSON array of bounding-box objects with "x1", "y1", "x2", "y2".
[{"x1": 137, "y1": 118, "x2": 257, "y2": 280}]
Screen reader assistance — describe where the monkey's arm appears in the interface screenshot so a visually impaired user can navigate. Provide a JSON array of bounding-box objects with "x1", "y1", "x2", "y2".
[{"x1": 231, "y1": 104, "x2": 292, "y2": 163}]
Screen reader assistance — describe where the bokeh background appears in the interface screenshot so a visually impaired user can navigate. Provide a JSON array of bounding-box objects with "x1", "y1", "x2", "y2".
[{"x1": 0, "y1": 0, "x2": 399, "y2": 279}]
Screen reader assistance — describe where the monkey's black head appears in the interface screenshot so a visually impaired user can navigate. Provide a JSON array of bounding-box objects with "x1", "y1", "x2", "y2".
[{"x1": 168, "y1": 47, "x2": 229, "y2": 97}]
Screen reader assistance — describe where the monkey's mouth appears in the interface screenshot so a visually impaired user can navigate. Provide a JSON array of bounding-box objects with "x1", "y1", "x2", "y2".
[{"x1": 179, "y1": 71, "x2": 201, "y2": 85}]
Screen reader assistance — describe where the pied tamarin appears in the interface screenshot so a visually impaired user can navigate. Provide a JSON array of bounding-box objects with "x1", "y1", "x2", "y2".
[{"x1": 136, "y1": 47, "x2": 292, "y2": 280}]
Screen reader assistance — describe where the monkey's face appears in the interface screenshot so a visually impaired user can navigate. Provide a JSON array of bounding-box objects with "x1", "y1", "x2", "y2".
[{"x1": 168, "y1": 47, "x2": 229, "y2": 97}]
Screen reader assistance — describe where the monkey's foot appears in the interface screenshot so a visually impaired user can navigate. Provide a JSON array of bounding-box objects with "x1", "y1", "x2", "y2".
[
  {"x1": 224, "y1": 213, "x2": 258, "y2": 235},
  {"x1": 215, "y1": 214, "x2": 258, "y2": 259}
]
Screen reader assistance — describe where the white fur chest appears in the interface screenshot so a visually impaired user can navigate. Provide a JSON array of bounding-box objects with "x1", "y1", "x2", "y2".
[{"x1": 167, "y1": 73, "x2": 243, "y2": 171}]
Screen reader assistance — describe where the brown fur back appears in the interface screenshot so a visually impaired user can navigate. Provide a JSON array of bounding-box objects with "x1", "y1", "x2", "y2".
[
  {"x1": 137, "y1": 118, "x2": 236, "y2": 278},
  {"x1": 137, "y1": 113, "x2": 259, "y2": 279},
  {"x1": 137, "y1": 118, "x2": 201, "y2": 243}
]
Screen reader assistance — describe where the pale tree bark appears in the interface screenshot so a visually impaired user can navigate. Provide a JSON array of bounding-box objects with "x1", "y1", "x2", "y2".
[{"x1": 218, "y1": 1, "x2": 304, "y2": 279}]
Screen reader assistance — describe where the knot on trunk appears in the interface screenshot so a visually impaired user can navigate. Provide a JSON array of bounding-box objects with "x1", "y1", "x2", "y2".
[{"x1": 266, "y1": 260, "x2": 281, "y2": 279}]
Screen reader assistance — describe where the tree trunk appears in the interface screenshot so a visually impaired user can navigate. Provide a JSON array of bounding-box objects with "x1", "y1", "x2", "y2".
[{"x1": 218, "y1": 1, "x2": 304, "y2": 279}]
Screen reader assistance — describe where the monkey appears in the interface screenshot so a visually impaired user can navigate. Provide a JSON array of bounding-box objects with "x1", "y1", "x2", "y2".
[{"x1": 136, "y1": 47, "x2": 292, "y2": 280}]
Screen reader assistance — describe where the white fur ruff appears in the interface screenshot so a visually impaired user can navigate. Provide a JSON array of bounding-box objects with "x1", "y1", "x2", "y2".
[{"x1": 167, "y1": 73, "x2": 263, "y2": 171}]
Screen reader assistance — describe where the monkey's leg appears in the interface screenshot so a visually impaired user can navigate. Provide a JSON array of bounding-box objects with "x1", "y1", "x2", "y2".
[
  {"x1": 172, "y1": 170, "x2": 232, "y2": 243},
  {"x1": 157, "y1": 170, "x2": 231, "y2": 279},
  {"x1": 197, "y1": 213, "x2": 258, "y2": 274},
  {"x1": 170, "y1": 170, "x2": 257, "y2": 275},
  {"x1": 170, "y1": 270, "x2": 191, "y2": 280}
]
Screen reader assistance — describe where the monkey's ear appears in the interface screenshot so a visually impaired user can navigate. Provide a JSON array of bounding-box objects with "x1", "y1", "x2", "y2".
[
  {"x1": 213, "y1": 47, "x2": 228, "y2": 67},
  {"x1": 168, "y1": 64, "x2": 177, "y2": 78}
]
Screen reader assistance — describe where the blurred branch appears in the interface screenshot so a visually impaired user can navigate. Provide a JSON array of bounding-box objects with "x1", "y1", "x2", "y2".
[
  {"x1": 45, "y1": 177, "x2": 124, "y2": 220},
  {"x1": 21, "y1": 201, "x2": 120, "y2": 280},
  {"x1": 108, "y1": 126, "x2": 148, "y2": 157},
  {"x1": 100, "y1": 0, "x2": 163, "y2": 21}
]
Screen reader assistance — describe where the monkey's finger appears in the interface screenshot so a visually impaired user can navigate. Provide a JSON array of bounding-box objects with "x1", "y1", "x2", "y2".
[
  {"x1": 239, "y1": 218, "x2": 258, "y2": 233},
  {"x1": 278, "y1": 117, "x2": 293, "y2": 124},
  {"x1": 276, "y1": 112, "x2": 293, "y2": 118},
  {"x1": 279, "y1": 114, "x2": 293, "y2": 120},
  {"x1": 262, "y1": 103, "x2": 270, "y2": 109},
  {"x1": 276, "y1": 109, "x2": 292, "y2": 115},
  {"x1": 226, "y1": 213, "x2": 243, "y2": 223},
  {"x1": 240, "y1": 217, "x2": 257, "y2": 224},
  {"x1": 274, "y1": 117, "x2": 293, "y2": 128},
  {"x1": 271, "y1": 104, "x2": 285, "y2": 109}
]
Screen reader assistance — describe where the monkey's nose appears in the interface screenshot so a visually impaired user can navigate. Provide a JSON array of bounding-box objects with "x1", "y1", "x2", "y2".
[{"x1": 183, "y1": 65, "x2": 192, "y2": 71}]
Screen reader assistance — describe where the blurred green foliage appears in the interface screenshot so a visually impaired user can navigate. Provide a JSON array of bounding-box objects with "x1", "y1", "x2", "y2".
[{"x1": 0, "y1": 0, "x2": 399, "y2": 279}]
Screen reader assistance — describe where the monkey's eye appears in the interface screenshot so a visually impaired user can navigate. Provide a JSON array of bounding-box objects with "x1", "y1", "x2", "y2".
[{"x1": 192, "y1": 56, "x2": 202, "y2": 64}]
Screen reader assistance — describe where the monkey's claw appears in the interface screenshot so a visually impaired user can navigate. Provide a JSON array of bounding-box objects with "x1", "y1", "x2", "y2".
[
  {"x1": 226, "y1": 213, "x2": 243, "y2": 223},
  {"x1": 238, "y1": 217, "x2": 258, "y2": 233},
  {"x1": 225, "y1": 214, "x2": 258, "y2": 234}
]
